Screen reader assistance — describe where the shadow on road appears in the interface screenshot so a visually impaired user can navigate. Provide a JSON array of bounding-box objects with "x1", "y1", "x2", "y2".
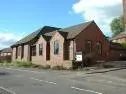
[{"x1": 0, "y1": 72, "x2": 9, "y2": 76}]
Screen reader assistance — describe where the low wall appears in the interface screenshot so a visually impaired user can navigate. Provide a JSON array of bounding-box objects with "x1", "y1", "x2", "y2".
[
  {"x1": 108, "y1": 49, "x2": 126, "y2": 61},
  {"x1": 0, "y1": 56, "x2": 12, "y2": 62}
]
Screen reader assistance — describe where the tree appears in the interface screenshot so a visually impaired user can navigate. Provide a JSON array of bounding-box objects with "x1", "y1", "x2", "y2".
[
  {"x1": 110, "y1": 16, "x2": 124, "y2": 37},
  {"x1": 121, "y1": 42, "x2": 126, "y2": 49}
]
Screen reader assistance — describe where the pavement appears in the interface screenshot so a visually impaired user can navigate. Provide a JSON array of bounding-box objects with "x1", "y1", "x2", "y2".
[{"x1": 0, "y1": 66, "x2": 126, "y2": 94}]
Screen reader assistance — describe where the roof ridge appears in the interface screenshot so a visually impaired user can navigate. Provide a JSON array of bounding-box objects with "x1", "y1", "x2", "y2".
[
  {"x1": 11, "y1": 26, "x2": 60, "y2": 47},
  {"x1": 59, "y1": 20, "x2": 93, "y2": 31}
]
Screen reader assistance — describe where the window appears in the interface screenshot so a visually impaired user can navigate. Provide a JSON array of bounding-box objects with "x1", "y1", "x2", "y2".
[
  {"x1": 31, "y1": 45, "x2": 36, "y2": 56},
  {"x1": 85, "y1": 40, "x2": 92, "y2": 53},
  {"x1": 96, "y1": 42, "x2": 102, "y2": 54},
  {"x1": 54, "y1": 40, "x2": 59, "y2": 55},
  {"x1": 39, "y1": 44, "x2": 43, "y2": 56}
]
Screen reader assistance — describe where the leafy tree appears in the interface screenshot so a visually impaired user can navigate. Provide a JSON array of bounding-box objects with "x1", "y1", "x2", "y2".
[
  {"x1": 121, "y1": 42, "x2": 126, "y2": 49},
  {"x1": 110, "y1": 16, "x2": 124, "y2": 37}
]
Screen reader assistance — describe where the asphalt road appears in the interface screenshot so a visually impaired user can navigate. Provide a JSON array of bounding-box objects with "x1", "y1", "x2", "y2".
[{"x1": 0, "y1": 67, "x2": 126, "y2": 94}]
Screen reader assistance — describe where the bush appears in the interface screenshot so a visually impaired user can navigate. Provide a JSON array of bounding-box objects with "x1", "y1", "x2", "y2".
[
  {"x1": 72, "y1": 60, "x2": 78, "y2": 70},
  {"x1": 121, "y1": 42, "x2": 126, "y2": 49}
]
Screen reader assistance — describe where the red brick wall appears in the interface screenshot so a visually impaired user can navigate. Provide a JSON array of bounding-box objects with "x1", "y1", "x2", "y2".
[{"x1": 75, "y1": 22, "x2": 110, "y2": 63}]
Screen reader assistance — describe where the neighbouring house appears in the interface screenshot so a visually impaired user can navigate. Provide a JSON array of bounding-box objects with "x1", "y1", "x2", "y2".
[
  {"x1": 109, "y1": 42, "x2": 126, "y2": 61},
  {"x1": 0, "y1": 48, "x2": 12, "y2": 62},
  {"x1": 112, "y1": 32, "x2": 126, "y2": 43},
  {"x1": 11, "y1": 21, "x2": 119, "y2": 68},
  {"x1": 112, "y1": 0, "x2": 126, "y2": 44}
]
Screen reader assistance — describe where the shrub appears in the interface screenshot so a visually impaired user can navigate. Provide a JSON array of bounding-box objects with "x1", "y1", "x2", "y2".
[
  {"x1": 121, "y1": 42, "x2": 126, "y2": 49},
  {"x1": 72, "y1": 60, "x2": 78, "y2": 70}
]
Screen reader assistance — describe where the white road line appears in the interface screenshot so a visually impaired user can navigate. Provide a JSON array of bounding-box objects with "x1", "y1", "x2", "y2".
[
  {"x1": 30, "y1": 77, "x2": 57, "y2": 85},
  {"x1": 71, "y1": 86, "x2": 103, "y2": 94},
  {"x1": 0, "y1": 86, "x2": 16, "y2": 94},
  {"x1": 6, "y1": 68, "x2": 43, "y2": 74}
]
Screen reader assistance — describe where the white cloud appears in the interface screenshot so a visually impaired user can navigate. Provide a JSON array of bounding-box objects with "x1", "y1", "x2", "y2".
[
  {"x1": 72, "y1": 0, "x2": 123, "y2": 36},
  {"x1": 0, "y1": 32, "x2": 24, "y2": 49}
]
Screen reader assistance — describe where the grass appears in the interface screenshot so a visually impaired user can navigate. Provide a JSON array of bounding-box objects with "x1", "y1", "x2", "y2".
[
  {"x1": 0, "y1": 61, "x2": 72, "y2": 70},
  {"x1": 12, "y1": 61, "x2": 32, "y2": 68}
]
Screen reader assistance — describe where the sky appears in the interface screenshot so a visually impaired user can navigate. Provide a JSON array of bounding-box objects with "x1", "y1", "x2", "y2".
[{"x1": 0, "y1": 0, "x2": 123, "y2": 49}]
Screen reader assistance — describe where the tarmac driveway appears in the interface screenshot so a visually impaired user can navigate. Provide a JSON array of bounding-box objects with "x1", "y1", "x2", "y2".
[{"x1": 0, "y1": 67, "x2": 126, "y2": 94}]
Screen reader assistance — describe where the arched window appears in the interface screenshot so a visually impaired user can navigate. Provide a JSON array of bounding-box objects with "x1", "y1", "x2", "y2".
[
  {"x1": 39, "y1": 43, "x2": 43, "y2": 56},
  {"x1": 54, "y1": 40, "x2": 59, "y2": 55}
]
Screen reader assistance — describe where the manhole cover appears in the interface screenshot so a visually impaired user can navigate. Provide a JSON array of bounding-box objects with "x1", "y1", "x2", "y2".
[{"x1": 0, "y1": 87, "x2": 15, "y2": 94}]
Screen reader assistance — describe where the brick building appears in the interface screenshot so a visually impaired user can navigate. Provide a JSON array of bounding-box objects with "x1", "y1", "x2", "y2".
[{"x1": 11, "y1": 21, "x2": 119, "y2": 68}]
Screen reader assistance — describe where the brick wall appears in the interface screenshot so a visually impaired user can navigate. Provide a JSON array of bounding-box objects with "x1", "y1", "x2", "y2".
[
  {"x1": 75, "y1": 22, "x2": 110, "y2": 63},
  {"x1": 31, "y1": 36, "x2": 47, "y2": 66},
  {"x1": 49, "y1": 32, "x2": 65, "y2": 67}
]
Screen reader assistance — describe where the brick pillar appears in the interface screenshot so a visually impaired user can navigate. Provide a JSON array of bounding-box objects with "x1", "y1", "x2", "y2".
[{"x1": 69, "y1": 40, "x2": 76, "y2": 60}]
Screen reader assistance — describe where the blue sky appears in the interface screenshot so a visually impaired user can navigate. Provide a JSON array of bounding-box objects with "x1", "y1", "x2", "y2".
[{"x1": 0, "y1": 0, "x2": 122, "y2": 49}]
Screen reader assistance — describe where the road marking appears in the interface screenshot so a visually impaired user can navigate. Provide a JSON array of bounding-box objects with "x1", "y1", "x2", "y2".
[
  {"x1": 0, "y1": 86, "x2": 16, "y2": 94},
  {"x1": 71, "y1": 86, "x2": 103, "y2": 94},
  {"x1": 6, "y1": 68, "x2": 43, "y2": 74},
  {"x1": 30, "y1": 77, "x2": 57, "y2": 85}
]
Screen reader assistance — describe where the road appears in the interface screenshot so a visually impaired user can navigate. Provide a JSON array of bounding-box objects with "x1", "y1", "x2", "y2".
[{"x1": 0, "y1": 67, "x2": 126, "y2": 94}]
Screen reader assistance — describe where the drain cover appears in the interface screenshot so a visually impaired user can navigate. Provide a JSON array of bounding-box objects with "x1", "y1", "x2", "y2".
[{"x1": 0, "y1": 87, "x2": 15, "y2": 94}]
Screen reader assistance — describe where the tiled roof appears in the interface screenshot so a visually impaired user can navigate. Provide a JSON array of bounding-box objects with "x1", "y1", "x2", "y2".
[
  {"x1": 59, "y1": 21, "x2": 93, "y2": 39},
  {"x1": 11, "y1": 26, "x2": 60, "y2": 47},
  {"x1": 11, "y1": 21, "x2": 94, "y2": 47}
]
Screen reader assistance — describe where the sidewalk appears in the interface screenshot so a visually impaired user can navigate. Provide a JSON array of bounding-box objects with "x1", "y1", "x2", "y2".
[{"x1": 85, "y1": 67, "x2": 126, "y2": 74}]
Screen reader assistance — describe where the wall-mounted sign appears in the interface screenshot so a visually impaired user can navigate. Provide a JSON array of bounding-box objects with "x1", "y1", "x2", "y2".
[{"x1": 75, "y1": 52, "x2": 82, "y2": 62}]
